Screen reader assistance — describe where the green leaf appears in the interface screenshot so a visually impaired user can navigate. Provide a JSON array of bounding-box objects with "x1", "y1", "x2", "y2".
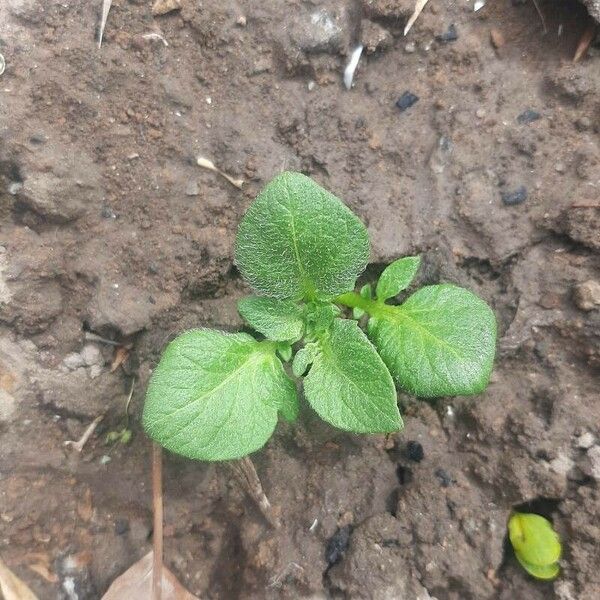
[
  {"x1": 376, "y1": 256, "x2": 421, "y2": 301},
  {"x1": 305, "y1": 303, "x2": 340, "y2": 339},
  {"x1": 292, "y1": 342, "x2": 319, "y2": 377},
  {"x1": 353, "y1": 284, "x2": 372, "y2": 319},
  {"x1": 143, "y1": 329, "x2": 298, "y2": 461},
  {"x1": 508, "y1": 513, "x2": 561, "y2": 567},
  {"x1": 277, "y1": 342, "x2": 293, "y2": 362},
  {"x1": 367, "y1": 284, "x2": 496, "y2": 397},
  {"x1": 235, "y1": 172, "x2": 370, "y2": 301},
  {"x1": 514, "y1": 553, "x2": 560, "y2": 581},
  {"x1": 238, "y1": 296, "x2": 304, "y2": 342},
  {"x1": 303, "y1": 319, "x2": 402, "y2": 433}
]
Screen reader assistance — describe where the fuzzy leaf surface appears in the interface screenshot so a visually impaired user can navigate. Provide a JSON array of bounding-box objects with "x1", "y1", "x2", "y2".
[
  {"x1": 376, "y1": 256, "x2": 421, "y2": 301},
  {"x1": 304, "y1": 319, "x2": 402, "y2": 433},
  {"x1": 235, "y1": 172, "x2": 370, "y2": 300},
  {"x1": 143, "y1": 329, "x2": 297, "y2": 461},
  {"x1": 508, "y1": 513, "x2": 561, "y2": 567},
  {"x1": 238, "y1": 296, "x2": 304, "y2": 342},
  {"x1": 368, "y1": 284, "x2": 496, "y2": 397}
]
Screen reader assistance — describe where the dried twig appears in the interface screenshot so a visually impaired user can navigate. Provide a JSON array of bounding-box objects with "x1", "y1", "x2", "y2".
[
  {"x1": 225, "y1": 457, "x2": 280, "y2": 528},
  {"x1": 531, "y1": 0, "x2": 547, "y2": 34},
  {"x1": 573, "y1": 23, "x2": 597, "y2": 63},
  {"x1": 64, "y1": 415, "x2": 104, "y2": 452},
  {"x1": 84, "y1": 332, "x2": 121, "y2": 346},
  {"x1": 98, "y1": 0, "x2": 113, "y2": 49},
  {"x1": 197, "y1": 157, "x2": 244, "y2": 189},
  {"x1": 152, "y1": 443, "x2": 163, "y2": 600},
  {"x1": 404, "y1": 0, "x2": 430, "y2": 36}
]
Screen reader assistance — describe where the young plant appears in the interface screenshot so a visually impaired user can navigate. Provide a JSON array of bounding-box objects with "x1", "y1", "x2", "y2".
[
  {"x1": 143, "y1": 172, "x2": 497, "y2": 461},
  {"x1": 508, "y1": 512, "x2": 562, "y2": 580}
]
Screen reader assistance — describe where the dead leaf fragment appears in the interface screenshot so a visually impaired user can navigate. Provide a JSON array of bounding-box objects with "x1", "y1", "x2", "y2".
[
  {"x1": 77, "y1": 488, "x2": 94, "y2": 522},
  {"x1": 0, "y1": 556, "x2": 39, "y2": 600},
  {"x1": 110, "y1": 345, "x2": 131, "y2": 372},
  {"x1": 490, "y1": 28, "x2": 505, "y2": 49},
  {"x1": 152, "y1": 0, "x2": 182, "y2": 16},
  {"x1": 98, "y1": 0, "x2": 113, "y2": 49},
  {"x1": 28, "y1": 563, "x2": 58, "y2": 584},
  {"x1": 101, "y1": 552, "x2": 198, "y2": 600}
]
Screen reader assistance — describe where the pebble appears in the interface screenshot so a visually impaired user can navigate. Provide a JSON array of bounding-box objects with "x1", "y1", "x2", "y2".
[
  {"x1": 396, "y1": 465, "x2": 413, "y2": 485},
  {"x1": 573, "y1": 280, "x2": 600, "y2": 311},
  {"x1": 490, "y1": 28, "x2": 505, "y2": 49},
  {"x1": 326, "y1": 526, "x2": 351, "y2": 565},
  {"x1": 405, "y1": 441, "x2": 424, "y2": 462},
  {"x1": 236, "y1": 15, "x2": 247, "y2": 27},
  {"x1": 576, "y1": 431, "x2": 596, "y2": 450},
  {"x1": 437, "y1": 24, "x2": 458, "y2": 43},
  {"x1": 588, "y1": 446, "x2": 600, "y2": 480},
  {"x1": 549, "y1": 454, "x2": 574, "y2": 476},
  {"x1": 554, "y1": 162, "x2": 566, "y2": 173},
  {"x1": 575, "y1": 116, "x2": 591, "y2": 131},
  {"x1": 114, "y1": 518, "x2": 130, "y2": 535},
  {"x1": 185, "y1": 180, "x2": 200, "y2": 196},
  {"x1": 80, "y1": 344, "x2": 102, "y2": 367},
  {"x1": 396, "y1": 91, "x2": 419, "y2": 112},
  {"x1": 517, "y1": 109, "x2": 541, "y2": 125},
  {"x1": 63, "y1": 353, "x2": 85, "y2": 370},
  {"x1": 152, "y1": 0, "x2": 181, "y2": 16},
  {"x1": 501, "y1": 185, "x2": 527, "y2": 206},
  {"x1": 435, "y1": 468, "x2": 455, "y2": 487},
  {"x1": 476, "y1": 108, "x2": 486, "y2": 119},
  {"x1": 404, "y1": 42, "x2": 416, "y2": 53}
]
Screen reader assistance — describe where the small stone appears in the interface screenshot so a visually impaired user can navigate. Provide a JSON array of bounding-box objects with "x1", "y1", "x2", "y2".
[
  {"x1": 101, "y1": 207, "x2": 116, "y2": 219},
  {"x1": 588, "y1": 446, "x2": 600, "y2": 480},
  {"x1": 307, "y1": 80, "x2": 315, "y2": 91},
  {"x1": 236, "y1": 15, "x2": 247, "y2": 27},
  {"x1": 185, "y1": 180, "x2": 200, "y2": 196},
  {"x1": 63, "y1": 352, "x2": 85, "y2": 370},
  {"x1": 501, "y1": 186, "x2": 527, "y2": 206},
  {"x1": 325, "y1": 526, "x2": 351, "y2": 565},
  {"x1": 114, "y1": 518, "x2": 130, "y2": 535},
  {"x1": 89, "y1": 365, "x2": 103, "y2": 379},
  {"x1": 476, "y1": 108, "x2": 486, "y2": 119},
  {"x1": 575, "y1": 116, "x2": 591, "y2": 131},
  {"x1": 517, "y1": 109, "x2": 541, "y2": 125},
  {"x1": 8, "y1": 182, "x2": 22, "y2": 195},
  {"x1": 80, "y1": 344, "x2": 102, "y2": 367},
  {"x1": 573, "y1": 280, "x2": 600, "y2": 311},
  {"x1": 404, "y1": 41, "x2": 416, "y2": 53},
  {"x1": 554, "y1": 162, "x2": 566, "y2": 173},
  {"x1": 152, "y1": 0, "x2": 181, "y2": 16},
  {"x1": 396, "y1": 91, "x2": 419, "y2": 112},
  {"x1": 435, "y1": 468, "x2": 454, "y2": 487},
  {"x1": 576, "y1": 431, "x2": 596, "y2": 450},
  {"x1": 405, "y1": 441, "x2": 424, "y2": 462},
  {"x1": 437, "y1": 24, "x2": 458, "y2": 43},
  {"x1": 361, "y1": 19, "x2": 392, "y2": 54},
  {"x1": 549, "y1": 454, "x2": 574, "y2": 476}
]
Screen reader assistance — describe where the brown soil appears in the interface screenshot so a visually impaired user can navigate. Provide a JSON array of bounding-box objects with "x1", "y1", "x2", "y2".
[{"x1": 1, "y1": 0, "x2": 599, "y2": 598}]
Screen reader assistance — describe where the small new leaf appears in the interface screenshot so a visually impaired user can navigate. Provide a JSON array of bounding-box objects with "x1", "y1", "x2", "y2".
[
  {"x1": 304, "y1": 319, "x2": 402, "y2": 433},
  {"x1": 376, "y1": 256, "x2": 421, "y2": 301},
  {"x1": 143, "y1": 330, "x2": 298, "y2": 461},
  {"x1": 508, "y1": 513, "x2": 561, "y2": 567},
  {"x1": 292, "y1": 342, "x2": 320, "y2": 377},
  {"x1": 235, "y1": 172, "x2": 370, "y2": 300},
  {"x1": 368, "y1": 284, "x2": 496, "y2": 397},
  {"x1": 238, "y1": 296, "x2": 304, "y2": 342}
]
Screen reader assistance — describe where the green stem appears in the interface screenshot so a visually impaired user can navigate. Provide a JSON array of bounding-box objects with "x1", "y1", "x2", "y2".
[{"x1": 336, "y1": 291, "x2": 383, "y2": 316}]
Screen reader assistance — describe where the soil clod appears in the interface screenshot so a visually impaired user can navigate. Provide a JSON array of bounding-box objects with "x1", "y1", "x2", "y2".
[{"x1": 325, "y1": 526, "x2": 352, "y2": 566}]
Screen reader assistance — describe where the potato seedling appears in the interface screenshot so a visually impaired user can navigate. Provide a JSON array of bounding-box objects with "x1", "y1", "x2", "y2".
[
  {"x1": 508, "y1": 512, "x2": 562, "y2": 580},
  {"x1": 143, "y1": 172, "x2": 497, "y2": 461}
]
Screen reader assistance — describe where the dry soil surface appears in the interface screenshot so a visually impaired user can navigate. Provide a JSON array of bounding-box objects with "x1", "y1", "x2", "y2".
[{"x1": 0, "y1": 0, "x2": 599, "y2": 599}]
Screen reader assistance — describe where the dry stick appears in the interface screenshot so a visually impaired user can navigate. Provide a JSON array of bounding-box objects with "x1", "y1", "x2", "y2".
[
  {"x1": 226, "y1": 457, "x2": 280, "y2": 529},
  {"x1": 573, "y1": 23, "x2": 597, "y2": 63},
  {"x1": 531, "y1": 0, "x2": 547, "y2": 34},
  {"x1": 152, "y1": 443, "x2": 163, "y2": 600},
  {"x1": 64, "y1": 415, "x2": 103, "y2": 452}
]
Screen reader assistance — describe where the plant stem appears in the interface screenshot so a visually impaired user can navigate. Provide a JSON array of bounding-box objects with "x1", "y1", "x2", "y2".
[
  {"x1": 152, "y1": 443, "x2": 163, "y2": 600},
  {"x1": 336, "y1": 291, "x2": 381, "y2": 315}
]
